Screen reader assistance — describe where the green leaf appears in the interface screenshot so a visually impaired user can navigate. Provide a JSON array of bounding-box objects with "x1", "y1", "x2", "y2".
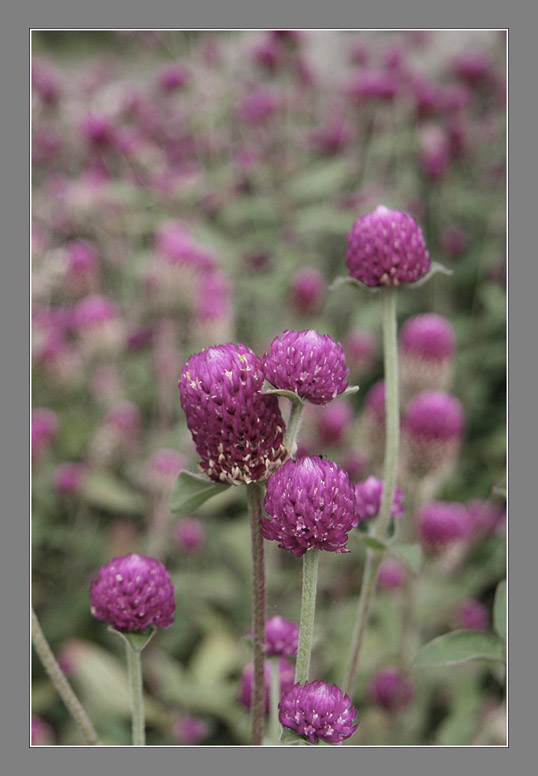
[
  {"x1": 412, "y1": 630, "x2": 505, "y2": 669},
  {"x1": 80, "y1": 470, "x2": 144, "y2": 514},
  {"x1": 341, "y1": 385, "x2": 360, "y2": 398},
  {"x1": 170, "y1": 470, "x2": 231, "y2": 514},
  {"x1": 388, "y1": 543, "x2": 422, "y2": 574},
  {"x1": 360, "y1": 535, "x2": 388, "y2": 552},
  {"x1": 493, "y1": 579, "x2": 507, "y2": 641},
  {"x1": 329, "y1": 276, "x2": 380, "y2": 294},
  {"x1": 261, "y1": 382, "x2": 305, "y2": 405},
  {"x1": 108, "y1": 626, "x2": 156, "y2": 653}
]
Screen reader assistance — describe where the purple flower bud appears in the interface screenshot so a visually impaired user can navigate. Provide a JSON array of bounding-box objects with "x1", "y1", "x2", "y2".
[
  {"x1": 344, "y1": 329, "x2": 378, "y2": 376},
  {"x1": 72, "y1": 294, "x2": 120, "y2": 328},
  {"x1": 90, "y1": 553, "x2": 176, "y2": 632},
  {"x1": 80, "y1": 114, "x2": 115, "y2": 149},
  {"x1": 377, "y1": 558, "x2": 407, "y2": 591},
  {"x1": 31, "y1": 715, "x2": 55, "y2": 746},
  {"x1": 315, "y1": 400, "x2": 354, "y2": 447},
  {"x1": 368, "y1": 667, "x2": 415, "y2": 712},
  {"x1": 171, "y1": 716, "x2": 209, "y2": 745},
  {"x1": 262, "y1": 456, "x2": 358, "y2": 557},
  {"x1": 403, "y1": 391, "x2": 465, "y2": 474},
  {"x1": 355, "y1": 476, "x2": 405, "y2": 522},
  {"x1": 289, "y1": 268, "x2": 326, "y2": 315},
  {"x1": 346, "y1": 205, "x2": 431, "y2": 287},
  {"x1": 179, "y1": 343, "x2": 287, "y2": 485},
  {"x1": 239, "y1": 659, "x2": 295, "y2": 716},
  {"x1": 456, "y1": 599, "x2": 490, "y2": 631},
  {"x1": 174, "y1": 518, "x2": 206, "y2": 554},
  {"x1": 400, "y1": 314, "x2": 456, "y2": 362},
  {"x1": 279, "y1": 681, "x2": 359, "y2": 744},
  {"x1": 52, "y1": 462, "x2": 86, "y2": 495},
  {"x1": 263, "y1": 330, "x2": 349, "y2": 406},
  {"x1": 418, "y1": 501, "x2": 469, "y2": 551},
  {"x1": 265, "y1": 615, "x2": 300, "y2": 657}
]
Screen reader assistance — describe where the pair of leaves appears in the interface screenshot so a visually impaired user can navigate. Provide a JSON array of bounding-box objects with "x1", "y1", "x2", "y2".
[{"x1": 412, "y1": 579, "x2": 507, "y2": 669}]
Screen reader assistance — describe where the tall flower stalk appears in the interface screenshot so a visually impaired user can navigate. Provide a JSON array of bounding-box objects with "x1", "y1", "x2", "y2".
[{"x1": 31, "y1": 607, "x2": 99, "y2": 746}]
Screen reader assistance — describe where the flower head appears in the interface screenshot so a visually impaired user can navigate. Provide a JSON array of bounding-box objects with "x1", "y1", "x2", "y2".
[
  {"x1": 179, "y1": 343, "x2": 287, "y2": 485},
  {"x1": 400, "y1": 314, "x2": 456, "y2": 362},
  {"x1": 346, "y1": 205, "x2": 431, "y2": 287},
  {"x1": 355, "y1": 476, "x2": 405, "y2": 522},
  {"x1": 368, "y1": 667, "x2": 415, "y2": 712},
  {"x1": 262, "y1": 456, "x2": 358, "y2": 557},
  {"x1": 263, "y1": 329, "x2": 349, "y2": 406},
  {"x1": 418, "y1": 501, "x2": 469, "y2": 551},
  {"x1": 174, "y1": 518, "x2": 206, "y2": 554},
  {"x1": 279, "y1": 681, "x2": 359, "y2": 744},
  {"x1": 403, "y1": 390, "x2": 465, "y2": 474},
  {"x1": 90, "y1": 553, "x2": 176, "y2": 632},
  {"x1": 377, "y1": 559, "x2": 407, "y2": 591},
  {"x1": 289, "y1": 268, "x2": 326, "y2": 315},
  {"x1": 264, "y1": 615, "x2": 300, "y2": 657},
  {"x1": 456, "y1": 599, "x2": 490, "y2": 631},
  {"x1": 239, "y1": 659, "x2": 295, "y2": 716}
]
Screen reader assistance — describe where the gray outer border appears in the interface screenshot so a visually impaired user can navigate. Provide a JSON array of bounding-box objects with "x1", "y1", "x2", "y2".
[{"x1": 2, "y1": 0, "x2": 530, "y2": 773}]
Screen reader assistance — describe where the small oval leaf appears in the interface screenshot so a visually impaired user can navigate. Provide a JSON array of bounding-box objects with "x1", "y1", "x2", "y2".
[
  {"x1": 493, "y1": 579, "x2": 507, "y2": 641},
  {"x1": 170, "y1": 470, "x2": 231, "y2": 514},
  {"x1": 412, "y1": 630, "x2": 505, "y2": 669}
]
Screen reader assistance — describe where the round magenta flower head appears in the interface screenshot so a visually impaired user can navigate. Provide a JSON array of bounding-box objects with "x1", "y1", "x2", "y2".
[
  {"x1": 455, "y1": 599, "x2": 490, "y2": 631},
  {"x1": 355, "y1": 476, "x2": 405, "y2": 522},
  {"x1": 377, "y1": 558, "x2": 407, "y2": 591},
  {"x1": 52, "y1": 462, "x2": 86, "y2": 495},
  {"x1": 316, "y1": 400, "x2": 354, "y2": 447},
  {"x1": 403, "y1": 390, "x2": 465, "y2": 475},
  {"x1": 399, "y1": 313, "x2": 456, "y2": 397},
  {"x1": 346, "y1": 205, "x2": 431, "y2": 287},
  {"x1": 289, "y1": 268, "x2": 326, "y2": 315},
  {"x1": 418, "y1": 501, "x2": 469, "y2": 551},
  {"x1": 174, "y1": 517, "x2": 206, "y2": 554},
  {"x1": 171, "y1": 716, "x2": 209, "y2": 745},
  {"x1": 263, "y1": 330, "x2": 349, "y2": 406},
  {"x1": 265, "y1": 615, "x2": 300, "y2": 657},
  {"x1": 368, "y1": 667, "x2": 415, "y2": 712},
  {"x1": 90, "y1": 553, "x2": 176, "y2": 632},
  {"x1": 239, "y1": 659, "x2": 295, "y2": 716},
  {"x1": 179, "y1": 343, "x2": 287, "y2": 485},
  {"x1": 279, "y1": 681, "x2": 359, "y2": 744},
  {"x1": 262, "y1": 456, "x2": 358, "y2": 557}
]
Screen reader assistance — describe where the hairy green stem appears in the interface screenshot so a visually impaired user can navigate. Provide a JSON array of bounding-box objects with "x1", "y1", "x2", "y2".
[
  {"x1": 246, "y1": 481, "x2": 266, "y2": 746},
  {"x1": 31, "y1": 607, "x2": 99, "y2": 746},
  {"x1": 295, "y1": 549, "x2": 320, "y2": 686},
  {"x1": 284, "y1": 400, "x2": 305, "y2": 459},
  {"x1": 344, "y1": 287, "x2": 400, "y2": 695},
  {"x1": 126, "y1": 644, "x2": 145, "y2": 745},
  {"x1": 269, "y1": 656, "x2": 282, "y2": 744}
]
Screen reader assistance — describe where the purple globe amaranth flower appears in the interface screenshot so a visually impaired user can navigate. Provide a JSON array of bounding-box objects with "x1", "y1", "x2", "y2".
[
  {"x1": 264, "y1": 615, "x2": 300, "y2": 658},
  {"x1": 368, "y1": 667, "x2": 415, "y2": 712},
  {"x1": 279, "y1": 681, "x2": 359, "y2": 744},
  {"x1": 456, "y1": 599, "x2": 490, "y2": 631},
  {"x1": 403, "y1": 390, "x2": 465, "y2": 474},
  {"x1": 174, "y1": 517, "x2": 206, "y2": 554},
  {"x1": 52, "y1": 462, "x2": 86, "y2": 495},
  {"x1": 262, "y1": 456, "x2": 358, "y2": 557},
  {"x1": 289, "y1": 268, "x2": 326, "y2": 316},
  {"x1": 355, "y1": 476, "x2": 405, "y2": 522},
  {"x1": 90, "y1": 553, "x2": 176, "y2": 632},
  {"x1": 179, "y1": 343, "x2": 287, "y2": 485},
  {"x1": 399, "y1": 313, "x2": 456, "y2": 397},
  {"x1": 239, "y1": 659, "x2": 295, "y2": 716},
  {"x1": 418, "y1": 501, "x2": 469, "y2": 551},
  {"x1": 377, "y1": 558, "x2": 407, "y2": 591},
  {"x1": 316, "y1": 400, "x2": 354, "y2": 447},
  {"x1": 346, "y1": 205, "x2": 431, "y2": 287},
  {"x1": 345, "y1": 69, "x2": 398, "y2": 102},
  {"x1": 171, "y1": 716, "x2": 209, "y2": 745},
  {"x1": 157, "y1": 63, "x2": 190, "y2": 92},
  {"x1": 32, "y1": 407, "x2": 60, "y2": 462},
  {"x1": 263, "y1": 330, "x2": 349, "y2": 406}
]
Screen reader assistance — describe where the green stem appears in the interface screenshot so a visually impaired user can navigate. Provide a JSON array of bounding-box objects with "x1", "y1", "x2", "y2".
[
  {"x1": 269, "y1": 656, "x2": 282, "y2": 744},
  {"x1": 295, "y1": 549, "x2": 320, "y2": 686},
  {"x1": 31, "y1": 607, "x2": 99, "y2": 746},
  {"x1": 126, "y1": 644, "x2": 145, "y2": 746},
  {"x1": 246, "y1": 481, "x2": 266, "y2": 746},
  {"x1": 284, "y1": 400, "x2": 305, "y2": 459},
  {"x1": 344, "y1": 287, "x2": 400, "y2": 695}
]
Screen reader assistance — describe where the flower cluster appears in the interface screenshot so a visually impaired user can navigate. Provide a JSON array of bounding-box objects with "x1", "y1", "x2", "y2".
[
  {"x1": 90, "y1": 553, "x2": 176, "y2": 632},
  {"x1": 179, "y1": 343, "x2": 287, "y2": 485},
  {"x1": 279, "y1": 681, "x2": 359, "y2": 744},
  {"x1": 261, "y1": 456, "x2": 358, "y2": 556}
]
